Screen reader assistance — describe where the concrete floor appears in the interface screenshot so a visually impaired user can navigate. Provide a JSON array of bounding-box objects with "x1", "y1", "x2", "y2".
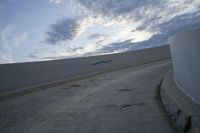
[{"x1": 0, "y1": 59, "x2": 178, "y2": 133}]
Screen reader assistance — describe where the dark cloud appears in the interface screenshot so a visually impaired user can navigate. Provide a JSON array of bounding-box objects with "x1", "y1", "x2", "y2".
[
  {"x1": 95, "y1": 35, "x2": 166, "y2": 54},
  {"x1": 97, "y1": 16, "x2": 200, "y2": 54},
  {"x1": 98, "y1": 39, "x2": 134, "y2": 53},
  {"x1": 157, "y1": 12, "x2": 200, "y2": 36},
  {"x1": 88, "y1": 33, "x2": 109, "y2": 40},
  {"x1": 46, "y1": 18, "x2": 79, "y2": 44},
  {"x1": 97, "y1": 19, "x2": 200, "y2": 54},
  {"x1": 77, "y1": 0, "x2": 200, "y2": 54}
]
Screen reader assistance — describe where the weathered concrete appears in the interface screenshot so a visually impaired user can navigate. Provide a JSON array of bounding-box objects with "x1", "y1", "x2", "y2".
[
  {"x1": 169, "y1": 28, "x2": 200, "y2": 103},
  {"x1": 160, "y1": 70, "x2": 200, "y2": 133},
  {"x1": 0, "y1": 45, "x2": 170, "y2": 95},
  {"x1": 0, "y1": 59, "x2": 178, "y2": 133}
]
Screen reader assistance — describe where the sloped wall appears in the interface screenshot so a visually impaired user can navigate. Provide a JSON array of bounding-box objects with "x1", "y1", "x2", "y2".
[{"x1": 0, "y1": 45, "x2": 170, "y2": 94}]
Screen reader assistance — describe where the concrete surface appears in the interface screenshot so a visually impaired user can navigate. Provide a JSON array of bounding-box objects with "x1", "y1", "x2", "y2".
[
  {"x1": 161, "y1": 70, "x2": 200, "y2": 133},
  {"x1": 0, "y1": 59, "x2": 178, "y2": 133},
  {"x1": 169, "y1": 28, "x2": 200, "y2": 103},
  {"x1": 0, "y1": 45, "x2": 170, "y2": 94}
]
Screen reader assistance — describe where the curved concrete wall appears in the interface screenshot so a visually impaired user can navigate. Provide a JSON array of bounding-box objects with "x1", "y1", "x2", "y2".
[
  {"x1": 0, "y1": 45, "x2": 170, "y2": 94},
  {"x1": 169, "y1": 28, "x2": 200, "y2": 103}
]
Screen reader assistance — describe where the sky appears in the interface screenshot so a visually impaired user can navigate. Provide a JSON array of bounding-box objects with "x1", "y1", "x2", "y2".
[{"x1": 0, "y1": 0, "x2": 200, "y2": 64}]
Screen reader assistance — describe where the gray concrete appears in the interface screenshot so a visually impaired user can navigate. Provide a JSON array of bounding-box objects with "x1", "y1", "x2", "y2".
[
  {"x1": 0, "y1": 45, "x2": 170, "y2": 94},
  {"x1": 169, "y1": 28, "x2": 200, "y2": 103},
  {"x1": 0, "y1": 59, "x2": 178, "y2": 133},
  {"x1": 161, "y1": 70, "x2": 200, "y2": 133}
]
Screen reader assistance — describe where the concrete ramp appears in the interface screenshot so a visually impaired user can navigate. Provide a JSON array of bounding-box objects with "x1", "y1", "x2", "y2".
[{"x1": 0, "y1": 59, "x2": 178, "y2": 133}]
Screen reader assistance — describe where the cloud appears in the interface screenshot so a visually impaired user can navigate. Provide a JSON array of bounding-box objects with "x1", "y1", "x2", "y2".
[
  {"x1": 27, "y1": 49, "x2": 40, "y2": 59},
  {"x1": 78, "y1": 0, "x2": 161, "y2": 16},
  {"x1": 46, "y1": 18, "x2": 80, "y2": 44},
  {"x1": 88, "y1": 33, "x2": 109, "y2": 40},
  {"x1": 75, "y1": 0, "x2": 200, "y2": 51},
  {"x1": 49, "y1": 0, "x2": 64, "y2": 4},
  {"x1": 77, "y1": 0, "x2": 200, "y2": 32},
  {"x1": 93, "y1": 35, "x2": 167, "y2": 55},
  {"x1": 0, "y1": 26, "x2": 28, "y2": 50},
  {"x1": 0, "y1": 25, "x2": 28, "y2": 64},
  {"x1": 36, "y1": 42, "x2": 104, "y2": 61},
  {"x1": 93, "y1": 39, "x2": 134, "y2": 54},
  {"x1": 0, "y1": 53, "x2": 14, "y2": 64}
]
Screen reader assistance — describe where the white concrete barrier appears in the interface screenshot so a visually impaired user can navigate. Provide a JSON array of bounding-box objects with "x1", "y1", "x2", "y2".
[
  {"x1": 169, "y1": 28, "x2": 200, "y2": 103},
  {"x1": 0, "y1": 45, "x2": 170, "y2": 94}
]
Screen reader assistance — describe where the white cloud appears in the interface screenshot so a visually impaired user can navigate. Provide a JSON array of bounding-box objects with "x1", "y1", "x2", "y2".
[
  {"x1": 49, "y1": 0, "x2": 64, "y2": 4},
  {"x1": 0, "y1": 25, "x2": 28, "y2": 64},
  {"x1": 0, "y1": 26, "x2": 28, "y2": 50},
  {"x1": 14, "y1": 32, "x2": 28, "y2": 47},
  {"x1": 0, "y1": 53, "x2": 14, "y2": 64}
]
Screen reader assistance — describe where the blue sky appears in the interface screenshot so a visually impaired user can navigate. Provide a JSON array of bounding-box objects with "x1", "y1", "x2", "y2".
[{"x1": 0, "y1": 0, "x2": 200, "y2": 64}]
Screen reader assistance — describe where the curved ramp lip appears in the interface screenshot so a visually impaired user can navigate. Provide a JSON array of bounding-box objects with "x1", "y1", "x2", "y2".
[{"x1": 160, "y1": 70, "x2": 200, "y2": 133}]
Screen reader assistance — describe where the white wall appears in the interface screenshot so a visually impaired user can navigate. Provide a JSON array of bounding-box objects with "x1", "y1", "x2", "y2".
[
  {"x1": 169, "y1": 28, "x2": 200, "y2": 103},
  {"x1": 0, "y1": 45, "x2": 170, "y2": 94}
]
